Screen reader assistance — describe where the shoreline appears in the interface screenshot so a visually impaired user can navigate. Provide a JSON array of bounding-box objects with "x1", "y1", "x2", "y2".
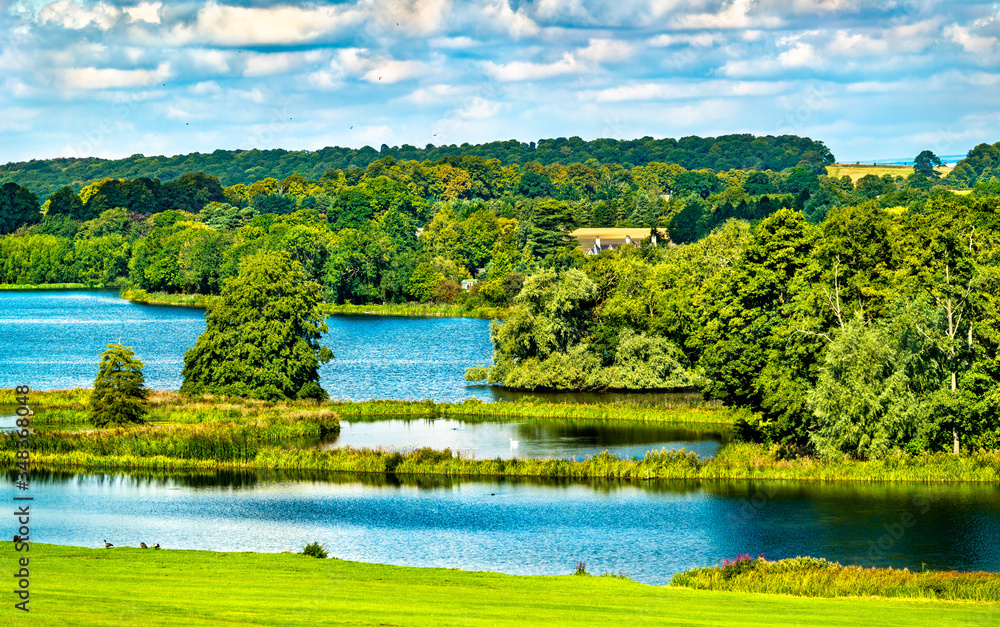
[{"x1": 5, "y1": 391, "x2": 999, "y2": 484}]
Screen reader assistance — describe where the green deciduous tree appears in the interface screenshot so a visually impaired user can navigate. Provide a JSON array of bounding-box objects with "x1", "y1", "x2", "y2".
[
  {"x1": 808, "y1": 314, "x2": 920, "y2": 460},
  {"x1": 181, "y1": 251, "x2": 333, "y2": 400},
  {"x1": 90, "y1": 343, "x2": 149, "y2": 428}
]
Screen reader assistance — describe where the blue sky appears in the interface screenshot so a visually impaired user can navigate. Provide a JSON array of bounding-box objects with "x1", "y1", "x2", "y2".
[{"x1": 0, "y1": 0, "x2": 997, "y2": 165}]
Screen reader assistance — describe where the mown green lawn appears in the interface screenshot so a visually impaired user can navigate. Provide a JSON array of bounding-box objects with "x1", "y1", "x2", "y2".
[{"x1": 8, "y1": 543, "x2": 999, "y2": 625}]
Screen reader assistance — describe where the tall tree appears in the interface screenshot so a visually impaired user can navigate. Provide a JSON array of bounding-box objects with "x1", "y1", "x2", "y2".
[
  {"x1": 914, "y1": 150, "x2": 944, "y2": 179},
  {"x1": 90, "y1": 343, "x2": 149, "y2": 428},
  {"x1": 0, "y1": 182, "x2": 40, "y2": 235},
  {"x1": 181, "y1": 251, "x2": 333, "y2": 400}
]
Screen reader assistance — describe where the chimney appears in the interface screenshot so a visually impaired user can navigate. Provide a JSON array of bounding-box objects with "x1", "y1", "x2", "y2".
[
  {"x1": 625, "y1": 234, "x2": 631, "y2": 245},
  {"x1": 595, "y1": 236, "x2": 601, "y2": 248},
  {"x1": 651, "y1": 234, "x2": 657, "y2": 246}
]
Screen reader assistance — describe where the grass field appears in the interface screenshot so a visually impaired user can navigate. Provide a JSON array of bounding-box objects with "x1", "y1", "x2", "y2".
[
  {"x1": 826, "y1": 163, "x2": 954, "y2": 183},
  {"x1": 0, "y1": 282, "x2": 102, "y2": 290},
  {"x1": 9, "y1": 543, "x2": 998, "y2": 626}
]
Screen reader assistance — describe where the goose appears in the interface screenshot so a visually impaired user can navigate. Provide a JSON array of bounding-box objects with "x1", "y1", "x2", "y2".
[
  {"x1": 103, "y1": 540, "x2": 114, "y2": 548},
  {"x1": 153, "y1": 543, "x2": 161, "y2": 550},
  {"x1": 508, "y1": 437, "x2": 519, "y2": 448},
  {"x1": 140, "y1": 543, "x2": 147, "y2": 549}
]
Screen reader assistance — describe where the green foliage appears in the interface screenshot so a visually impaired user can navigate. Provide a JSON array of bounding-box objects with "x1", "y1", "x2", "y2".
[
  {"x1": 181, "y1": 251, "x2": 333, "y2": 401},
  {"x1": 671, "y1": 556, "x2": 1000, "y2": 602},
  {"x1": 89, "y1": 343, "x2": 149, "y2": 428},
  {"x1": 808, "y1": 314, "x2": 921, "y2": 459},
  {"x1": 0, "y1": 182, "x2": 40, "y2": 234},
  {"x1": 302, "y1": 542, "x2": 329, "y2": 559}
]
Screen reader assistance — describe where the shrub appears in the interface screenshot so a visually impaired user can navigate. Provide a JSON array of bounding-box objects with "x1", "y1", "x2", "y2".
[{"x1": 302, "y1": 542, "x2": 328, "y2": 559}]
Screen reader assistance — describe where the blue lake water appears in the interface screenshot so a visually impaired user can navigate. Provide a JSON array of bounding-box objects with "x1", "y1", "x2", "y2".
[
  {"x1": 3, "y1": 290, "x2": 999, "y2": 586},
  {"x1": 7, "y1": 471, "x2": 1000, "y2": 586},
  {"x1": 0, "y1": 290, "x2": 495, "y2": 402}
]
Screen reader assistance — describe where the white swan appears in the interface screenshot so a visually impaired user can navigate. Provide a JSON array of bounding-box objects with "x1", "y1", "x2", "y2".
[{"x1": 508, "y1": 438, "x2": 519, "y2": 448}]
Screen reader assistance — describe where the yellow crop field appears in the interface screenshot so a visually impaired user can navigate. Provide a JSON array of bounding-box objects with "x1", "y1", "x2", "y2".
[{"x1": 827, "y1": 163, "x2": 954, "y2": 183}]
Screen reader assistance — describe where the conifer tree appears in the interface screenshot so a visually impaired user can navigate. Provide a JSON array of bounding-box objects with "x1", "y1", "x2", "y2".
[{"x1": 90, "y1": 343, "x2": 149, "y2": 428}]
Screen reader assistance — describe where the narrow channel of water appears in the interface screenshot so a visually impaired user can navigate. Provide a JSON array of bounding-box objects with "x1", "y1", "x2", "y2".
[{"x1": 322, "y1": 417, "x2": 727, "y2": 460}]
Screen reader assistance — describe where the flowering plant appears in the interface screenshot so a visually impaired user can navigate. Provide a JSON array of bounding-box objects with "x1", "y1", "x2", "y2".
[{"x1": 721, "y1": 553, "x2": 766, "y2": 579}]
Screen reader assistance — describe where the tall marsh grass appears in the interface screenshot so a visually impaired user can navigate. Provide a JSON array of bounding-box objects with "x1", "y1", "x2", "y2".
[{"x1": 671, "y1": 556, "x2": 1000, "y2": 602}]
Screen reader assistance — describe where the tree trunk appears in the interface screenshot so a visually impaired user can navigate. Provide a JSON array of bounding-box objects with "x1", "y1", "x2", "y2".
[{"x1": 951, "y1": 369, "x2": 959, "y2": 456}]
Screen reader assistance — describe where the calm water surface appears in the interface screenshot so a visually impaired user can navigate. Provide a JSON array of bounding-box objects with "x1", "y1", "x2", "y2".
[
  {"x1": 0, "y1": 290, "x2": 494, "y2": 402},
  {"x1": 327, "y1": 418, "x2": 727, "y2": 459},
  {"x1": 8, "y1": 471, "x2": 1000, "y2": 585}
]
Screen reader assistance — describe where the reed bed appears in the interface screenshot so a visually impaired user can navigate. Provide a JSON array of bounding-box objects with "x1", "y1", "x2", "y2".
[
  {"x1": 671, "y1": 556, "x2": 1000, "y2": 602},
  {"x1": 0, "y1": 283, "x2": 101, "y2": 290},
  {"x1": 329, "y1": 398, "x2": 738, "y2": 425},
  {"x1": 6, "y1": 436, "x2": 1000, "y2": 482},
  {"x1": 318, "y1": 301, "x2": 507, "y2": 319}
]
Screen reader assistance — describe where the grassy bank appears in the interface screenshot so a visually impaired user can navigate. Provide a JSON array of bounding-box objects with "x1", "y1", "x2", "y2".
[
  {"x1": 319, "y1": 300, "x2": 506, "y2": 319},
  {"x1": 0, "y1": 282, "x2": 101, "y2": 290},
  {"x1": 7, "y1": 434, "x2": 1000, "y2": 482},
  {"x1": 672, "y1": 555, "x2": 1000, "y2": 602},
  {"x1": 4, "y1": 389, "x2": 738, "y2": 426},
  {"x1": 116, "y1": 288, "x2": 505, "y2": 318},
  {"x1": 119, "y1": 288, "x2": 220, "y2": 308},
  {"x1": 7, "y1": 389, "x2": 999, "y2": 482},
  {"x1": 10, "y1": 543, "x2": 997, "y2": 625}
]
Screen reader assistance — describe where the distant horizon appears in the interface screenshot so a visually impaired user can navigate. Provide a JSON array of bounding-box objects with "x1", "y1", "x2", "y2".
[{"x1": 0, "y1": 137, "x2": 981, "y2": 171}]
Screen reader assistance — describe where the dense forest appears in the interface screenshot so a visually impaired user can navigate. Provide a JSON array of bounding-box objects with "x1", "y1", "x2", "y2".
[
  {"x1": 1, "y1": 139, "x2": 997, "y2": 460},
  {"x1": 0, "y1": 134, "x2": 833, "y2": 200}
]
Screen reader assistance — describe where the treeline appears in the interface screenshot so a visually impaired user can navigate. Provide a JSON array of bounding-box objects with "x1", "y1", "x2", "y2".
[
  {"x1": 469, "y1": 196, "x2": 1000, "y2": 459},
  {"x1": 946, "y1": 140, "x2": 1000, "y2": 191},
  {"x1": 0, "y1": 151, "x2": 980, "y2": 308},
  {"x1": 1, "y1": 134, "x2": 833, "y2": 200}
]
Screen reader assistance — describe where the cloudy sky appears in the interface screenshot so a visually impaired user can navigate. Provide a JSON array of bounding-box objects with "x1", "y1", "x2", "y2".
[{"x1": 0, "y1": 0, "x2": 997, "y2": 165}]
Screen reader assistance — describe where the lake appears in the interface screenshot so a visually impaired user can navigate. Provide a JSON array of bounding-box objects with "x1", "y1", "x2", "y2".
[
  {"x1": 0, "y1": 290, "x2": 494, "y2": 402},
  {"x1": 7, "y1": 470, "x2": 1000, "y2": 586}
]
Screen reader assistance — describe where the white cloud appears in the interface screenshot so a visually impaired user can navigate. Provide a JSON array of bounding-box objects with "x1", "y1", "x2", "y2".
[
  {"x1": 190, "y1": 49, "x2": 231, "y2": 74},
  {"x1": 365, "y1": 0, "x2": 451, "y2": 35},
  {"x1": 404, "y1": 84, "x2": 461, "y2": 104},
  {"x1": 242, "y1": 51, "x2": 325, "y2": 78},
  {"x1": 484, "y1": 53, "x2": 582, "y2": 81},
  {"x1": 649, "y1": 32, "x2": 725, "y2": 48},
  {"x1": 577, "y1": 38, "x2": 633, "y2": 63},
  {"x1": 482, "y1": 0, "x2": 540, "y2": 38},
  {"x1": 671, "y1": 0, "x2": 782, "y2": 30},
  {"x1": 189, "y1": 81, "x2": 221, "y2": 95},
  {"x1": 307, "y1": 70, "x2": 343, "y2": 91},
  {"x1": 429, "y1": 36, "x2": 479, "y2": 49},
  {"x1": 123, "y1": 2, "x2": 161, "y2": 24},
  {"x1": 457, "y1": 96, "x2": 501, "y2": 120},
  {"x1": 777, "y1": 42, "x2": 820, "y2": 67},
  {"x1": 162, "y1": 2, "x2": 361, "y2": 46},
  {"x1": 484, "y1": 38, "x2": 631, "y2": 82},
  {"x1": 362, "y1": 59, "x2": 426, "y2": 83},
  {"x1": 61, "y1": 62, "x2": 171, "y2": 89},
  {"x1": 590, "y1": 79, "x2": 789, "y2": 102},
  {"x1": 828, "y1": 31, "x2": 889, "y2": 56},
  {"x1": 946, "y1": 24, "x2": 1000, "y2": 59},
  {"x1": 333, "y1": 49, "x2": 426, "y2": 83},
  {"x1": 39, "y1": 0, "x2": 120, "y2": 30}
]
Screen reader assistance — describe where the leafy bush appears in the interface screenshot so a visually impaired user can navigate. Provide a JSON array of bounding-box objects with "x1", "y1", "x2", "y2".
[{"x1": 302, "y1": 542, "x2": 328, "y2": 559}]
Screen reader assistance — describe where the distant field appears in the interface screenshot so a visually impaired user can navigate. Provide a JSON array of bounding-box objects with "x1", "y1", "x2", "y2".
[{"x1": 827, "y1": 163, "x2": 954, "y2": 183}]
